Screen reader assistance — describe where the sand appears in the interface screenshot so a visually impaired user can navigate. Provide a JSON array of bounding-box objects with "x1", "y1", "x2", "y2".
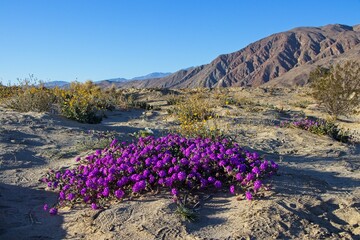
[{"x1": 0, "y1": 88, "x2": 359, "y2": 239}]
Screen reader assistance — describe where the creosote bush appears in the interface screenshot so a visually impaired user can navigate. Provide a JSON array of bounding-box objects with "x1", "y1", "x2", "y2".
[
  {"x1": 310, "y1": 61, "x2": 360, "y2": 119},
  {"x1": 43, "y1": 134, "x2": 278, "y2": 215},
  {"x1": 4, "y1": 85, "x2": 56, "y2": 112},
  {"x1": 0, "y1": 85, "x2": 19, "y2": 103}
]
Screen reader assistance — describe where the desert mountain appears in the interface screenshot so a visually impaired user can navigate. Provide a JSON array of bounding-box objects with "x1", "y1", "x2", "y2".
[
  {"x1": 43, "y1": 72, "x2": 171, "y2": 88},
  {"x1": 119, "y1": 24, "x2": 360, "y2": 88}
]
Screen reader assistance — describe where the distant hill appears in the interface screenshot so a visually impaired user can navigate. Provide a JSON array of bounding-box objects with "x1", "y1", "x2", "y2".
[
  {"x1": 96, "y1": 72, "x2": 172, "y2": 88},
  {"x1": 42, "y1": 72, "x2": 172, "y2": 88},
  {"x1": 119, "y1": 24, "x2": 360, "y2": 88},
  {"x1": 131, "y1": 72, "x2": 172, "y2": 80},
  {"x1": 42, "y1": 81, "x2": 69, "y2": 88}
]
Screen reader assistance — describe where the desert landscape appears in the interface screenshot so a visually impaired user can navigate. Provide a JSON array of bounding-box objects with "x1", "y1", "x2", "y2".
[
  {"x1": 1, "y1": 1, "x2": 360, "y2": 238},
  {"x1": 0, "y1": 86, "x2": 359, "y2": 240}
]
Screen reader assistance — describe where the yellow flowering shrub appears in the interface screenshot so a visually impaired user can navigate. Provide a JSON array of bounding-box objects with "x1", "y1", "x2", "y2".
[
  {"x1": 54, "y1": 81, "x2": 115, "y2": 124},
  {"x1": 171, "y1": 94, "x2": 226, "y2": 138}
]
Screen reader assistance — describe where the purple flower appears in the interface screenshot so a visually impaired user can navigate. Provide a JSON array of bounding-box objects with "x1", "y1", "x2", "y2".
[
  {"x1": 80, "y1": 188, "x2": 87, "y2": 195},
  {"x1": 235, "y1": 173, "x2": 243, "y2": 181},
  {"x1": 158, "y1": 170, "x2": 166, "y2": 178},
  {"x1": 245, "y1": 191, "x2": 253, "y2": 200},
  {"x1": 59, "y1": 191, "x2": 65, "y2": 200},
  {"x1": 177, "y1": 172, "x2": 186, "y2": 181},
  {"x1": 102, "y1": 187, "x2": 110, "y2": 197},
  {"x1": 67, "y1": 193, "x2": 75, "y2": 201},
  {"x1": 229, "y1": 185, "x2": 235, "y2": 194},
  {"x1": 252, "y1": 167, "x2": 260, "y2": 175},
  {"x1": 115, "y1": 189, "x2": 124, "y2": 199},
  {"x1": 260, "y1": 161, "x2": 268, "y2": 171},
  {"x1": 207, "y1": 176, "x2": 215, "y2": 183},
  {"x1": 214, "y1": 180, "x2": 222, "y2": 188},
  {"x1": 225, "y1": 165, "x2": 233, "y2": 173},
  {"x1": 43, "y1": 204, "x2": 48, "y2": 211},
  {"x1": 49, "y1": 207, "x2": 58, "y2": 215},
  {"x1": 246, "y1": 173, "x2": 255, "y2": 182},
  {"x1": 91, "y1": 203, "x2": 98, "y2": 210},
  {"x1": 171, "y1": 188, "x2": 178, "y2": 196},
  {"x1": 254, "y1": 180, "x2": 262, "y2": 191}
]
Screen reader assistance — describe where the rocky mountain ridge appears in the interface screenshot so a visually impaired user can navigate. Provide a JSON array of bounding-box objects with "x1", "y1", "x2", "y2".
[{"x1": 119, "y1": 24, "x2": 360, "y2": 88}]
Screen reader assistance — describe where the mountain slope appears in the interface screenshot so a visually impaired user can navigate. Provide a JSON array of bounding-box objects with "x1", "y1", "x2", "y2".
[{"x1": 120, "y1": 24, "x2": 360, "y2": 88}]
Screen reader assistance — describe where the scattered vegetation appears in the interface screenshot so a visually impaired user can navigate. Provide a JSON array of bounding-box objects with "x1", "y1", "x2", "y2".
[
  {"x1": 75, "y1": 130, "x2": 119, "y2": 152},
  {"x1": 310, "y1": 61, "x2": 360, "y2": 119},
  {"x1": 280, "y1": 117, "x2": 351, "y2": 143}
]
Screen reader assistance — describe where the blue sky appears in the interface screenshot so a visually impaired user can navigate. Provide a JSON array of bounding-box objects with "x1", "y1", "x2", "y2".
[{"x1": 1, "y1": 0, "x2": 359, "y2": 84}]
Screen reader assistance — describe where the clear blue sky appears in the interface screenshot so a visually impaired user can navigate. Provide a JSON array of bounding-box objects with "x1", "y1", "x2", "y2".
[{"x1": 1, "y1": 0, "x2": 359, "y2": 84}]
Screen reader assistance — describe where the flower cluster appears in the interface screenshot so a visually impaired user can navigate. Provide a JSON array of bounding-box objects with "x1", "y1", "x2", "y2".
[
  {"x1": 280, "y1": 118, "x2": 319, "y2": 130},
  {"x1": 43, "y1": 134, "x2": 278, "y2": 214},
  {"x1": 280, "y1": 117, "x2": 351, "y2": 143}
]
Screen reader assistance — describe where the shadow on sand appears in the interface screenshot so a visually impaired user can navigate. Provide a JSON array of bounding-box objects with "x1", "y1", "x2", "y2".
[{"x1": 0, "y1": 183, "x2": 66, "y2": 240}]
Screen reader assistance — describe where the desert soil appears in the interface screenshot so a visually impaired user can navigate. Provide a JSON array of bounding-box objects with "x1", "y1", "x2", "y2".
[{"x1": 0, "y1": 88, "x2": 359, "y2": 240}]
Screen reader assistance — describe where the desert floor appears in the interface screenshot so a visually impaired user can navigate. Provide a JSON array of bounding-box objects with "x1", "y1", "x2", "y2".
[{"x1": 0, "y1": 88, "x2": 359, "y2": 240}]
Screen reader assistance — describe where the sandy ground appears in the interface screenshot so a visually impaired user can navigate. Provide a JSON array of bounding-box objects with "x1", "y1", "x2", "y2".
[{"x1": 0, "y1": 88, "x2": 359, "y2": 240}]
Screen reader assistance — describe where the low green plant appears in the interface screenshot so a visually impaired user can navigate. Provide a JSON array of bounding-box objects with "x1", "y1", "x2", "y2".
[
  {"x1": 75, "y1": 130, "x2": 118, "y2": 152},
  {"x1": 129, "y1": 127, "x2": 154, "y2": 138},
  {"x1": 175, "y1": 203, "x2": 198, "y2": 222},
  {"x1": 292, "y1": 100, "x2": 312, "y2": 109}
]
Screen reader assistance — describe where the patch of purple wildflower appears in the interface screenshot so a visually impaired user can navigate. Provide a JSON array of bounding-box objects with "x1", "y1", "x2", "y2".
[
  {"x1": 43, "y1": 134, "x2": 278, "y2": 213},
  {"x1": 279, "y1": 117, "x2": 351, "y2": 143}
]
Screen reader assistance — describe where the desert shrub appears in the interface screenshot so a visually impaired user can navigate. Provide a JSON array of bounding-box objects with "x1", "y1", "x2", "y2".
[
  {"x1": 0, "y1": 85, "x2": 19, "y2": 103},
  {"x1": 171, "y1": 94, "x2": 221, "y2": 138},
  {"x1": 54, "y1": 81, "x2": 115, "y2": 123},
  {"x1": 75, "y1": 130, "x2": 119, "y2": 152},
  {"x1": 280, "y1": 117, "x2": 351, "y2": 143},
  {"x1": 166, "y1": 94, "x2": 183, "y2": 105},
  {"x1": 310, "y1": 61, "x2": 360, "y2": 119},
  {"x1": 291, "y1": 100, "x2": 312, "y2": 109},
  {"x1": 103, "y1": 87, "x2": 134, "y2": 110},
  {"x1": 173, "y1": 94, "x2": 214, "y2": 124},
  {"x1": 42, "y1": 134, "x2": 279, "y2": 215},
  {"x1": 4, "y1": 86, "x2": 56, "y2": 112}
]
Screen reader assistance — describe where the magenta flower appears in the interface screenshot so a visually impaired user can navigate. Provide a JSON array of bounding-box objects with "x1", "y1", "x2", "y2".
[
  {"x1": 229, "y1": 185, "x2": 235, "y2": 194},
  {"x1": 67, "y1": 193, "x2": 75, "y2": 201},
  {"x1": 171, "y1": 188, "x2": 178, "y2": 196},
  {"x1": 49, "y1": 207, "x2": 58, "y2": 215},
  {"x1": 114, "y1": 189, "x2": 124, "y2": 199},
  {"x1": 245, "y1": 191, "x2": 253, "y2": 200},
  {"x1": 252, "y1": 167, "x2": 260, "y2": 175},
  {"x1": 43, "y1": 204, "x2": 48, "y2": 211},
  {"x1": 214, "y1": 180, "x2": 222, "y2": 188},
  {"x1": 254, "y1": 180, "x2": 262, "y2": 191},
  {"x1": 102, "y1": 187, "x2": 110, "y2": 197},
  {"x1": 177, "y1": 172, "x2": 186, "y2": 181}
]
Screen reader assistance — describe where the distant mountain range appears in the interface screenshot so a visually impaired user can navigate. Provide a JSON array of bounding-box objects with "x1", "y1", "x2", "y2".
[
  {"x1": 118, "y1": 23, "x2": 360, "y2": 88},
  {"x1": 43, "y1": 72, "x2": 172, "y2": 88}
]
